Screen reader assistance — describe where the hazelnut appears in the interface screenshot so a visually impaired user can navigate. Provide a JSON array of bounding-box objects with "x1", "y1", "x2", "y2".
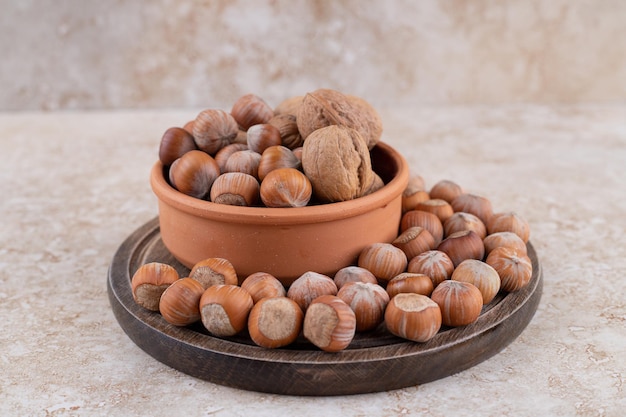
[
  {"x1": 210, "y1": 172, "x2": 260, "y2": 206},
  {"x1": 260, "y1": 168, "x2": 312, "y2": 208},
  {"x1": 400, "y1": 210, "x2": 444, "y2": 245},
  {"x1": 444, "y1": 212, "x2": 487, "y2": 240},
  {"x1": 392, "y1": 226, "x2": 437, "y2": 261},
  {"x1": 430, "y1": 280, "x2": 483, "y2": 327},
  {"x1": 436, "y1": 230, "x2": 485, "y2": 268},
  {"x1": 240, "y1": 272, "x2": 286, "y2": 304},
  {"x1": 267, "y1": 113, "x2": 303, "y2": 149},
  {"x1": 483, "y1": 231, "x2": 528, "y2": 256},
  {"x1": 357, "y1": 243, "x2": 408, "y2": 283},
  {"x1": 231, "y1": 94, "x2": 274, "y2": 130},
  {"x1": 159, "y1": 277, "x2": 205, "y2": 326},
  {"x1": 192, "y1": 109, "x2": 239, "y2": 155},
  {"x1": 301, "y1": 125, "x2": 374, "y2": 202},
  {"x1": 450, "y1": 193, "x2": 494, "y2": 225},
  {"x1": 168, "y1": 150, "x2": 220, "y2": 200},
  {"x1": 248, "y1": 296, "x2": 303, "y2": 349},
  {"x1": 429, "y1": 179, "x2": 463, "y2": 203},
  {"x1": 131, "y1": 262, "x2": 179, "y2": 311},
  {"x1": 223, "y1": 149, "x2": 262, "y2": 179},
  {"x1": 485, "y1": 246, "x2": 533, "y2": 292},
  {"x1": 257, "y1": 146, "x2": 301, "y2": 181},
  {"x1": 189, "y1": 257, "x2": 239, "y2": 289},
  {"x1": 415, "y1": 199, "x2": 454, "y2": 223},
  {"x1": 303, "y1": 295, "x2": 356, "y2": 352},
  {"x1": 486, "y1": 211, "x2": 531, "y2": 243},
  {"x1": 451, "y1": 259, "x2": 501, "y2": 305},
  {"x1": 214, "y1": 143, "x2": 248, "y2": 172},
  {"x1": 158, "y1": 127, "x2": 197, "y2": 166},
  {"x1": 246, "y1": 123, "x2": 282, "y2": 154},
  {"x1": 385, "y1": 272, "x2": 434, "y2": 298},
  {"x1": 407, "y1": 250, "x2": 455, "y2": 288},
  {"x1": 384, "y1": 293, "x2": 442, "y2": 343},
  {"x1": 199, "y1": 284, "x2": 253, "y2": 337},
  {"x1": 402, "y1": 175, "x2": 429, "y2": 213},
  {"x1": 336, "y1": 282, "x2": 390, "y2": 332},
  {"x1": 183, "y1": 120, "x2": 195, "y2": 135},
  {"x1": 287, "y1": 271, "x2": 338, "y2": 312},
  {"x1": 333, "y1": 266, "x2": 378, "y2": 289}
]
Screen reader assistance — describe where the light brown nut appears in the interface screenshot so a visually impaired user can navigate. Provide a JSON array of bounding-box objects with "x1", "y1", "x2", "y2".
[
  {"x1": 296, "y1": 89, "x2": 382, "y2": 149},
  {"x1": 301, "y1": 125, "x2": 374, "y2": 202}
]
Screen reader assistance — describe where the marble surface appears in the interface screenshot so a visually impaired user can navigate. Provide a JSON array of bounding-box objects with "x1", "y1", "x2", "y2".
[
  {"x1": 1, "y1": 104, "x2": 625, "y2": 416},
  {"x1": 2, "y1": 0, "x2": 625, "y2": 111}
]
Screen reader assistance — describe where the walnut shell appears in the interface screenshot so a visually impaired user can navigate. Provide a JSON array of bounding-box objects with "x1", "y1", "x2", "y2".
[
  {"x1": 296, "y1": 89, "x2": 382, "y2": 149},
  {"x1": 301, "y1": 125, "x2": 374, "y2": 202}
]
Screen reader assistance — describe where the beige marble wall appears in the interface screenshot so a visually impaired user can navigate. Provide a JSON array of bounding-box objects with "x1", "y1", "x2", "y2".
[{"x1": 2, "y1": 0, "x2": 625, "y2": 111}]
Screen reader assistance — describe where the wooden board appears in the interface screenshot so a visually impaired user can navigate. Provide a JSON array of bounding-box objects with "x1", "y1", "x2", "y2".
[{"x1": 107, "y1": 217, "x2": 543, "y2": 396}]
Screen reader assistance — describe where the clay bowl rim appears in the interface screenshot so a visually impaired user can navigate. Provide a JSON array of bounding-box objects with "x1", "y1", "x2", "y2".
[{"x1": 150, "y1": 141, "x2": 410, "y2": 226}]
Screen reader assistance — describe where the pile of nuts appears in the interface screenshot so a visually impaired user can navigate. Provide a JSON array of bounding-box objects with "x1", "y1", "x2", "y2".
[
  {"x1": 159, "y1": 89, "x2": 384, "y2": 207},
  {"x1": 134, "y1": 89, "x2": 534, "y2": 352}
]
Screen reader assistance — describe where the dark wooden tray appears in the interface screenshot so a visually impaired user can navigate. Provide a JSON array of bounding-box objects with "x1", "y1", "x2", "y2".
[{"x1": 107, "y1": 217, "x2": 543, "y2": 396}]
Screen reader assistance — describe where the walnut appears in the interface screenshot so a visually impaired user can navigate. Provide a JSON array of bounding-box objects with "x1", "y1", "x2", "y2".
[
  {"x1": 296, "y1": 89, "x2": 382, "y2": 149},
  {"x1": 301, "y1": 125, "x2": 375, "y2": 202}
]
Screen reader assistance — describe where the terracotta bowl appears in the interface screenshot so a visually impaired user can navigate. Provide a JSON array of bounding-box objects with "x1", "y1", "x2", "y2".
[{"x1": 150, "y1": 142, "x2": 409, "y2": 286}]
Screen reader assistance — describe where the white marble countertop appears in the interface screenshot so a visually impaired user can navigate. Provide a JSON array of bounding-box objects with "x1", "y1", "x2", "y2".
[{"x1": 1, "y1": 104, "x2": 625, "y2": 416}]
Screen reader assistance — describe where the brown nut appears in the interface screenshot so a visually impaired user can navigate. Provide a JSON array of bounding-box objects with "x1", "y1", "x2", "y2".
[
  {"x1": 385, "y1": 272, "x2": 434, "y2": 298},
  {"x1": 231, "y1": 94, "x2": 274, "y2": 130},
  {"x1": 400, "y1": 210, "x2": 444, "y2": 246},
  {"x1": 287, "y1": 271, "x2": 338, "y2": 312},
  {"x1": 357, "y1": 243, "x2": 408, "y2": 283},
  {"x1": 486, "y1": 211, "x2": 531, "y2": 243},
  {"x1": 246, "y1": 123, "x2": 282, "y2": 154},
  {"x1": 303, "y1": 295, "x2": 356, "y2": 352},
  {"x1": 402, "y1": 175, "x2": 429, "y2": 213},
  {"x1": 301, "y1": 125, "x2": 374, "y2": 202},
  {"x1": 248, "y1": 296, "x2": 303, "y2": 349},
  {"x1": 437, "y1": 230, "x2": 485, "y2": 268},
  {"x1": 430, "y1": 280, "x2": 483, "y2": 327},
  {"x1": 444, "y1": 212, "x2": 487, "y2": 240},
  {"x1": 336, "y1": 282, "x2": 390, "y2": 332},
  {"x1": 189, "y1": 257, "x2": 239, "y2": 289},
  {"x1": 485, "y1": 246, "x2": 533, "y2": 292},
  {"x1": 223, "y1": 149, "x2": 262, "y2": 178},
  {"x1": 159, "y1": 127, "x2": 197, "y2": 166},
  {"x1": 168, "y1": 150, "x2": 220, "y2": 200},
  {"x1": 483, "y1": 231, "x2": 528, "y2": 256},
  {"x1": 260, "y1": 167, "x2": 312, "y2": 208},
  {"x1": 429, "y1": 179, "x2": 463, "y2": 203},
  {"x1": 240, "y1": 272, "x2": 287, "y2": 304},
  {"x1": 257, "y1": 145, "x2": 301, "y2": 181},
  {"x1": 451, "y1": 259, "x2": 501, "y2": 305},
  {"x1": 267, "y1": 113, "x2": 304, "y2": 149},
  {"x1": 296, "y1": 89, "x2": 382, "y2": 150},
  {"x1": 159, "y1": 277, "x2": 205, "y2": 326},
  {"x1": 415, "y1": 199, "x2": 454, "y2": 223},
  {"x1": 450, "y1": 193, "x2": 494, "y2": 225},
  {"x1": 384, "y1": 293, "x2": 442, "y2": 343},
  {"x1": 407, "y1": 250, "x2": 455, "y2": 288},
  {"x1": 131, "y1": 262, "x2": 180, "y2": 311},
  {"x1": 199, "y1": 284, "x2": 253, "y2": 337},
  {"x1": 273, "y1": 95, "x2": 303, "y2": 116},
  {"x1": 392, "y1": 226, "x2": 437, "y2": 261},
  {"x1": 192, "y1": 109, "x2": 239, "y2": 155},
  {"x1": 214, "y1": 143, "x2": 248, "y2": 172},
  {"x1": 210, "y1": 172, "x2": 260, "y2": 206},
  {"x1": 333, "y1": 266, "x2": 378, "y2": 289}
]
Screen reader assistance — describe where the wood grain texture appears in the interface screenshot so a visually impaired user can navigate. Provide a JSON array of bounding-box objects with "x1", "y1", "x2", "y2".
[{"x1": 107, "y1": 218, "x2": 543, "y2": 396}]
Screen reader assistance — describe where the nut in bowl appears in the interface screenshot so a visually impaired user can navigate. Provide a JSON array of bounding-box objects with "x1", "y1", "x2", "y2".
[{"x1": 150, "y1": 141, "x2": 409, "y2": 286}]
